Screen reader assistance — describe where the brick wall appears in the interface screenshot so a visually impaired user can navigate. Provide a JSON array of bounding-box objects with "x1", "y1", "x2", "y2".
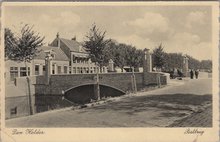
[
  {"x1": 15, "y1": 72, "x2": 167, "y2": 96},
  {"x1": 143, "y1": 72, "x2": 168, "y2": 86},
  {"x1": 44, "y1": 72, "x2": 144, "y2": 95}
]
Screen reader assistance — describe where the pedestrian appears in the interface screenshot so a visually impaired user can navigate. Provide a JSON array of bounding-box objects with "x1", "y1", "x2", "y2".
[
  {"x1": 190, "y1": 69, "x2": 194, "y2": 79},
  {"x1": 195, "y1": 69, "x2": 199, "y2": 79}
]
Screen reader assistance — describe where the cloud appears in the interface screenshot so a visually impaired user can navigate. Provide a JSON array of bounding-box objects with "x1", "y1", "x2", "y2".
[
  {"x1": 123, "y1": 12, "x2": 172, "y2": 40},
  {"x1": 165, "y1": 32, "x2": 211, "y2": 60},
  {"x1": 172, "y1": 32, "x2": 201, "y2": 45},
  {"x1": 114, "y1": 34, "x2": 157, "y2": 50},
  {"x1": 6, "y1": 10, "x2": 81, "y2": 44},
  {"x1": 40, "y1": 11, "x2": 80, "y2": 29},
  {"x1": 185, "y1": 11, "x2": 206, "y2": 29}
]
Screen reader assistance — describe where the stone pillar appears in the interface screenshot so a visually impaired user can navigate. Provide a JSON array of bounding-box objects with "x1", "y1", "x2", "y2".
[
  {"x1": 108, "y1": 59, "x2": 114, "y2": 72},
  {"x1": 45, "y1": 51, "x2": 53, "y2": 85},
  {"x1": 143, "y1": 48, "x2": 152, "y2": 85},
  {"x1": 18, "y1": 67, "x2": 21, "y2": 77},
  {"x1": 143, "y1": 48, "x2": 152, "y2": 72},
  {"x1": 182, "y1": 55, "x2": 189, "y2": 77}
]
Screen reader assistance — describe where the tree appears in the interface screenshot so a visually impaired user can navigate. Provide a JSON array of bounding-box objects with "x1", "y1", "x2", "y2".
[
  {"x1": 83, "y1": 24, "x2": 111, "y2": 70},
  {"x1": 114, "y1": 44, "x2": 127, "y2": 72},
  {"x1": 5, "y1": 28, "x2": 17, "y2": 59},
  {"x1": 5, "y1": 24, "x2": 45, "y2": 115},
  {"x1": 125, "y1": 45, "x2": 143, "y2": 72},
  {"x1": 163, "y1": 53, "x2": 183, "y2": 71},
  {"x1": 200, "y1": 60, "x2": 212, "y2": 71},
  {"x1": 187, "y1": 55, "x2": 201, "y2": 70},
  {"x1": 152, "y1": 44, "x2": 166, "y2": 71}
]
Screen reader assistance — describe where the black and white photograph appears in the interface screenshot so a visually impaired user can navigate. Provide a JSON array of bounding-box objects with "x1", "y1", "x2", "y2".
[{"x1": 1, "y1": 2, "x2": 219, "y2": 142}]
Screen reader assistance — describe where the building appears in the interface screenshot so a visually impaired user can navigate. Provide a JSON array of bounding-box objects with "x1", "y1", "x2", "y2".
[
  {"x1": 5, "y1": 45, "x2": 69, "y2": 83},
  {"x1": 5, "y1": 33, "x2": 103, "y2": 118},
  {"x1": 50, "y1": 33, "x2": 99, "y2": 74},
  {"x1": 5, "y1": 33, "x2": 108, "y2": 83}
]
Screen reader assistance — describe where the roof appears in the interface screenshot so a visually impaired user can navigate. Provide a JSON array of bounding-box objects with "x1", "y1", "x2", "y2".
[
  {"x1": 34, "y1": 46, "x2": 69, "y2": 61},
  {"x1": 60, "y1": 38, "x2": 88, "y2": 53}
]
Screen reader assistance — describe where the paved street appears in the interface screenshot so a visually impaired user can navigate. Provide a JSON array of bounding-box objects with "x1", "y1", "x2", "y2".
[{"x1": 6, "y1": 78, "x2": 212, "y2": 127}]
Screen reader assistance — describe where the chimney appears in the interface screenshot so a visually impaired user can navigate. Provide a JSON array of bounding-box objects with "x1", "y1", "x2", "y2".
[
  {"x1": 56, "y1": 32, "x2": 59, "y2": 38},
  {"x1": 71, "y1": 36, "x2": 76, "y2": 41},
  {"x1": 56, "y1": 32, "x2": 60, "y2": 47}
]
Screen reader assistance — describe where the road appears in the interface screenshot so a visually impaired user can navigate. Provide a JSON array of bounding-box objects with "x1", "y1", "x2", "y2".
[{"x1": 6, "y1": 78, "x2": 212, "y2": 127}]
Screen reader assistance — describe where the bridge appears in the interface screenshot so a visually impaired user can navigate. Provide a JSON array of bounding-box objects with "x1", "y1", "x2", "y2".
[{"x1": 13, "y1": 49, "x2": 169, "y2": 114}]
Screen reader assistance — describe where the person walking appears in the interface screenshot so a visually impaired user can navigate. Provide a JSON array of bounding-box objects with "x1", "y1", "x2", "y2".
[
  {"x1": 190, "y1": 69, "x2": 194, "y2": 79},
  {"x1": 195, "y1": 69, "x2": 199, "y2": 79}
]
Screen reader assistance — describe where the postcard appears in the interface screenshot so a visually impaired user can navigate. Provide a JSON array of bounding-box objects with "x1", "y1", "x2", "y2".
[{"x1": 1, "y1": 2, "x2": 219, "y2": 142}]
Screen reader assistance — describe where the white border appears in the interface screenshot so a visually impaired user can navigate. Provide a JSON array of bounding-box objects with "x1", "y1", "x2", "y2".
[{"x1": 1, "y1": 2, "x2": 219, "y2": 142}]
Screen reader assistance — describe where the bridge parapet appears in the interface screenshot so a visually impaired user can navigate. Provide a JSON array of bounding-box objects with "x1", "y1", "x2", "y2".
[
  {"x1": 14, "y1": 72, "x2": 168, "y2": 96},
  {"x1": 47, "y1": 72, "x2": 144, "y2": 95}
]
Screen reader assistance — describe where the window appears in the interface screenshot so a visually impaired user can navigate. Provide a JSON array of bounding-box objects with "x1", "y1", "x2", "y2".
[
  {"x1": 69, "y1": 67, "x2": 71, "y2": 74},
  {"x1": 64, "y1": 66, "x2": 68, "y2": 74},
  {"x1": 20, "y1": 67, "x2": 30, "y2": 77},
  {"x1": 57, "y1": 66, "x2": 61, "y2": 74},
  {"x1": 94, "y1": 67, "x2": 96, "y2": 73},
  {"x1": 10, "y1": 107, "x2": 17, "y2": 116},
  {"x1": 43, "y1": 65, "x2": 46, "y2": 75},
  {"x1": 52, "y1": 64, "x2": 55, "y2": 74},
  {"x1": 72, "y1": 67, "x2": 76, "y2": 74},
  {"x1": 35, "y1": 65, "x2": 39, "y2": 75},
  {"x1": 10, "y1": 67, "x2": 18, "y2": 81},
  {"x1": 73, "y1": 57, "x2": 76, "y2": 63},
  {"x1": 77, "y1": 67, "x2": 80, "y2": 74}
]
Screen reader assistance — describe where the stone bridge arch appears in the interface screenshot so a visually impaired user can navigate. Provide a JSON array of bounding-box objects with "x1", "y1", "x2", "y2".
[{"x1": 64, "y1": 83, "x2": 126, "y2": 104}]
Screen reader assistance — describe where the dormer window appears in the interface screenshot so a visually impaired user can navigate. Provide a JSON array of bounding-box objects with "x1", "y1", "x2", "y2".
[{"x1": 51, "y1": 54, "x2": 55, "y2": 59}]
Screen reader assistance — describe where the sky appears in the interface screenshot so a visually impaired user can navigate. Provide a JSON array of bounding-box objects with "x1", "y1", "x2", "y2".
[{"x1": 4, "y1": 5, "x2": 212, "y2": 60}]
